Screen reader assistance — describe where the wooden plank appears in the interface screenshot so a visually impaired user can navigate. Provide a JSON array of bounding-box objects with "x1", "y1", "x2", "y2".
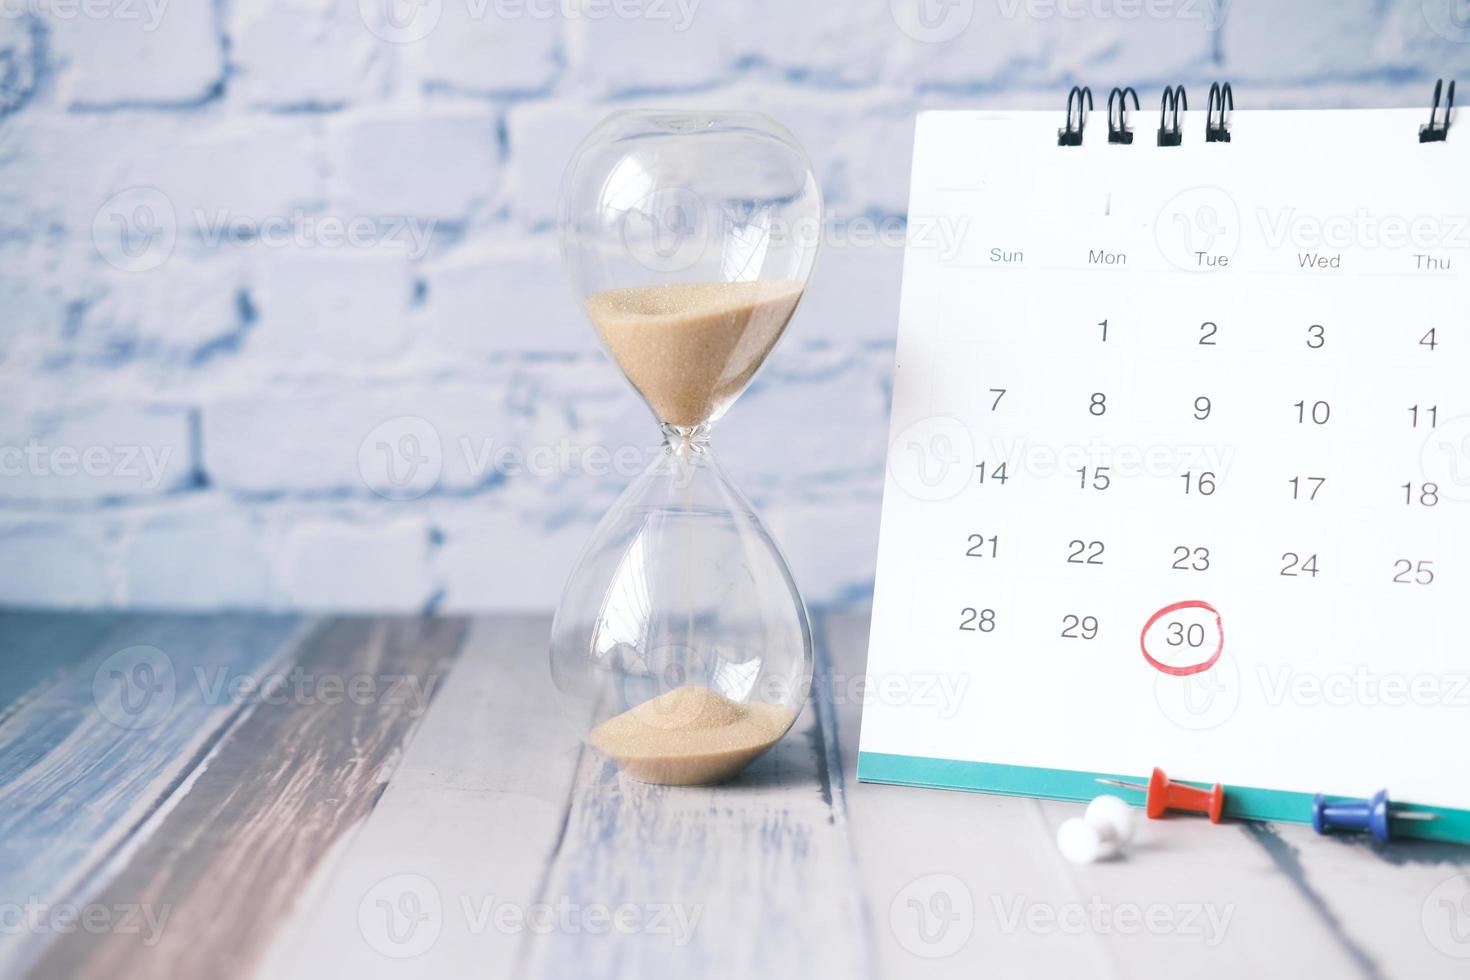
[
  {"x1": 0, "y1": 610, "x2": 120, "y2": 725},
  {"x1": 1241, "y1": 820, "x2": 1470, "y2": 979},
  {"x1": 0, "y1": 613, "x2": 305, "y2": 977},
  {"x1": 821, "y1": 609, "x2": 1372, "y2": 980},
  {"x1": 819, "y1": 609, "x2": 1114, "y2": 978},
  {"x1": 1031, "y1": 799, "x2": 1369, "y2": 978},
  {"x1": 252, "y1": 615, "x2": 586, "y2": 979},
  {"x1": 23, "y1": 616, "x2": 467, "y2": 980},
  {"x1": 521, "y1": 618, "x2": 873, "y2": 980}
]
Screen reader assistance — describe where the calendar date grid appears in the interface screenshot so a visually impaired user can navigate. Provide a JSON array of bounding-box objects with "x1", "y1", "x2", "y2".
[{"x1": 906, "y1": 274, "x2": 1468, "y2": 661}]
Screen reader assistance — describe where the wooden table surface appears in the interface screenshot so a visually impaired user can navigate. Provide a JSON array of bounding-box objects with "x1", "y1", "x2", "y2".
[{"x1": 1, "y1": 608, "x2": 1467, "y2": 979}]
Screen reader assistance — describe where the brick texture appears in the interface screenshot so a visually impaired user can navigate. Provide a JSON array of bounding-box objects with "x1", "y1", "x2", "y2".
[{"x1": 0, "y1": 1, "x2": 1462, "y2": 611}]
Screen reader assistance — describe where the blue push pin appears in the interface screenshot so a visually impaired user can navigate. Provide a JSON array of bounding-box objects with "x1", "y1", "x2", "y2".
[{"x1": 1311, "y1": 790, "x2": 1437, "y2": 842}]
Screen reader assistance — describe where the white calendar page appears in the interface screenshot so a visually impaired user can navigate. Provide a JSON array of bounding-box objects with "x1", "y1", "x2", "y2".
[{"x1": 858, "y1": 109, "x2": 1470, "y2": 835}]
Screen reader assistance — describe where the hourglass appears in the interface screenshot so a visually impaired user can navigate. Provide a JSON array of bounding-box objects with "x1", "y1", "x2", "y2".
[{"x1": 550, "y1": 111, "x2": 821, "y2": 785}]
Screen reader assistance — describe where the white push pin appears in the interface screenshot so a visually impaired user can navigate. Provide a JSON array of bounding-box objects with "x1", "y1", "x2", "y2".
[
  {"x1": 1085, "y1": 794, "x2": 1136, "y2": 846},
  {"x1": 1057, "y1": 795, "x2": 1138, "y2": 864},
  {"x1": 1056, "y1": 817, "x2": 1119, "y2": 864}
]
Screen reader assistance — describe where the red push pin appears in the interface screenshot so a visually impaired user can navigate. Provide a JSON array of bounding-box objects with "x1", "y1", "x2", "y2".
[{"x1": 1096, "y1": 767, "x2": 1226, "y2": 823}]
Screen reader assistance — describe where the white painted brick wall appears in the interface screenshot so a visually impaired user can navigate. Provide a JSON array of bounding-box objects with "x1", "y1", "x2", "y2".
[
  {"x1": 416, "y1": 1, "x2": 564, "y2": 96},
  {"x1": 502, "y1": 99, "x2": 609, "y2": 229},
  {"x1": 0, "y1": 404, "x2": 193, "y2": 501},
  {"x1": 247, "y1": 247, "x2": 421, "y2": 364},
  {"x1": 0, "y1": 517, "x2": 117, "y2": 606},
  {"x1": 327, "y1": 106, "x2": 502, "y2": 218},
  {"x1": 120, "y1": 504, "x2": 278, "y2": 609},
  {"x1": 230, "y1": 0, "x2": 390, "y2": 109},
  {"x1": 1, "y1": 0, "x2": 1465, "y2": 612},
  {"x1": 279, "y1": 512, "x2": 435, "y2": 610},
  {"x1": 48, "y1": 0, "x2": 222, "y2": 107}
]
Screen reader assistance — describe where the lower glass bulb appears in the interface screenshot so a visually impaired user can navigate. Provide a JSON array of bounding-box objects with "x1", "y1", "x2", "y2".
[{"x1": 549, "y1": 437, "x2": 813, "y2": 784}]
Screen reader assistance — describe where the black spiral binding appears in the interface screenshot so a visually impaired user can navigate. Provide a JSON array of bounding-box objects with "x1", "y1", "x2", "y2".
[
  {"x1": 1057, "y1": 79, "x2": 1457, "y2": 146},
  {"x1": 1058, "y1": 86, "x2": 1093, "y2": 146},
  {"x1": 1420, "y1": 78, "x2": 1455, "y2": 142},
  {"x1": 1206, "y1": 82, "x2": 1233, "y2": 142},
  {"x1": 1108, "y1": 87, "x2": 1139, "y2": 144},
  {"x1": 1158, "y1": 86, "x2": 1186, "y2": 146}
]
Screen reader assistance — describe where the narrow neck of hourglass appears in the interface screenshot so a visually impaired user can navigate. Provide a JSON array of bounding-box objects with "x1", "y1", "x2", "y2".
[{"x1": 660, "y1": 422, "x2": 712, "y2": 455}]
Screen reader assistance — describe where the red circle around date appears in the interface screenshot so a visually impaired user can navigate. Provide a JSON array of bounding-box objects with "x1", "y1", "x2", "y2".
[{"x1": 1140, "y1": 599, "x2": 1224, "y2": 676}]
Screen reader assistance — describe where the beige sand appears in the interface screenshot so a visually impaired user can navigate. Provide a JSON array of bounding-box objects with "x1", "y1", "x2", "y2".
[
  {"x1": 586, "y1": 280, "x2": 804, "y2": 428},
  {"x1": 589, "y1": 685, "x2": 795, "y2": 785}
]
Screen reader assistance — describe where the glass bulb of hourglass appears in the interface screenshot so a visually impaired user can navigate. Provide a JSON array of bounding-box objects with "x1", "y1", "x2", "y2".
[{"x1": 551, "y1": 110, "x2": 821, "y2": 784}]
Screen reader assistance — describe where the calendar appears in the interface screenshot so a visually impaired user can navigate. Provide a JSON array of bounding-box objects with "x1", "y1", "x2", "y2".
[{"x1": 857, "y1": 99, "x2": 1470, "y2": 842}]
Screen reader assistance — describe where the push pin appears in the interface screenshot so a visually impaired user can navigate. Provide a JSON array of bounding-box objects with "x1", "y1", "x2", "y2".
[
  {"x1": 1096, "y1": 767, "x2": 1225, "y2": 822},
  {"x1": 1312, "y1": 790, "x2": 1439, "y2": 842}
]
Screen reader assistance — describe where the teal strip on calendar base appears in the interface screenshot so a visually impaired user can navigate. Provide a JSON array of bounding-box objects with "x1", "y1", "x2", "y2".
[{"x1": 856, "y1": 751, "x2": 1470, "y2": 845}]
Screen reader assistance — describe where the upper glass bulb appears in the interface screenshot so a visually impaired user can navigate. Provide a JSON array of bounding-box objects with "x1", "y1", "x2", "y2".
[{"x1": 559, "y1": 110, "x2": 823, "y2": 431}]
